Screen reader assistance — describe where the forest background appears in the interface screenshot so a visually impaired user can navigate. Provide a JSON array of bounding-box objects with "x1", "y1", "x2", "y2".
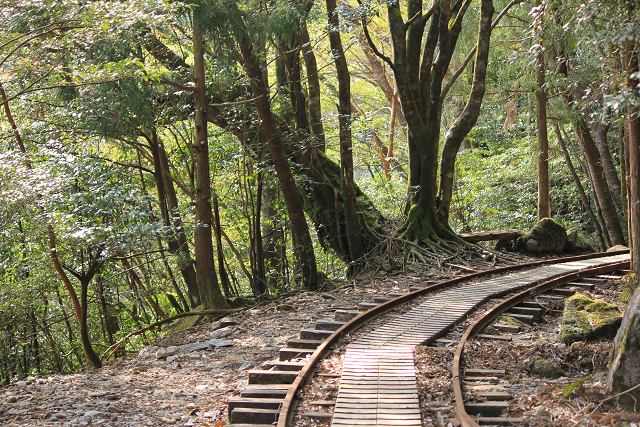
[{"x1": 0, "y1": 0, "x2": 638, "y2": 397}]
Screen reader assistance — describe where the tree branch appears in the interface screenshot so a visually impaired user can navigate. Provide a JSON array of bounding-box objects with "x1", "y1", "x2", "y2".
[
  {"x1": 441, "y1": 0, "x2": 524, "y2": 101},
  {"x1": 100, "y1": 309, "x2": 233, "y2": 360}
]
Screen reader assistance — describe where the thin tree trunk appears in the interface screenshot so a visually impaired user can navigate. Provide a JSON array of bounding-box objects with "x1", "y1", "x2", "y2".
[
  {"x1": 193, "y1": 17, "x2": 227, "y2": 308},
  {"x1": 120, "y1": 258, "x2": 168, "y2": 319},
  {"x1": 436, "y1": 0, "x2": 495, "y2": 225},
  {"x1": 535, "y1": 12, "x2": 551, "y2": 220},
  {"x1": 587, "y1": 104, "x2": 624, "y2": 210},
  {"x1": 563, "y1": 126, "x2": 613, "y2": 247},
  {"x1": 212, "y1": 195, "x2": 233, "y2": 297},
  {"x1": 300, "y1": 26, "x2": 326, "y2": 150},
  {"x1": 554, "y1": 122, "x2": 606, "y2": 250},
  {"x1": 557, "y1": 54, "x2": 625, "y2": 245},
  {"x1": 238, "y1": 35, "x2": 318, "y2": 290},
  {"x1": 572, "y1": 116, "x2": 626, "y2": 245},
  {"x1": 158, "y1": 144, "x2": 200, "y2": 308},
  {"x1": 327, "y1": 0, "x2": 365, "y2": 273}
]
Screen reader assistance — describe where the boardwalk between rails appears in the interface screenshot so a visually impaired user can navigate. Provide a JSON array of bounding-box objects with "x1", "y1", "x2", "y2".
[{"x1": 331, "y1": 254, "x2": 630, "y2": 427}]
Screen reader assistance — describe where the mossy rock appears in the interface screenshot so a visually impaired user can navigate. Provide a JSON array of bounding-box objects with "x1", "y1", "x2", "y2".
[
  {"x1": 500, "y1": 315, "x2": 526, "y2": 326},
  {"x1": 515, "y1": 218, "x2": 567, "y2": 255},
  {"x1": 564, "y1": 228, "x2": 597, "y2": 254},
  {"x1": 530, "y1": 359, "x2": 565, "y2": 378},
  {"x1": 494, "y1": 237, "x2": 517, "y2": 252},
  {"x1": 560, "y1": 293, "x2": 622, "y2": 345}
]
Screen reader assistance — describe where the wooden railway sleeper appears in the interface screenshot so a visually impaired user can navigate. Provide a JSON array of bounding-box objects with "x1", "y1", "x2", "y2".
[
  {"x1": 452, "y1": 256, "x2": 629, "y2": 427},
  {"x1": 226, "y1": 250, "x2": 627, "y2": 427}
]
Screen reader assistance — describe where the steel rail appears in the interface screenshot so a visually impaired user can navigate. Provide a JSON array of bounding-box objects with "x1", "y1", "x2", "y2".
[
  {"x1": 276, "y1": 250, "x2": 628, "y2": 427},
  {"x1": 452, "y1": 255, "x2": 630, "y2": 427}
]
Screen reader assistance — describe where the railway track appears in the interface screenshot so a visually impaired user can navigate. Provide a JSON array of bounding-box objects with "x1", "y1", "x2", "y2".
[{"x1": 225, "y1": 250, "x2": 629, "y2": 427}]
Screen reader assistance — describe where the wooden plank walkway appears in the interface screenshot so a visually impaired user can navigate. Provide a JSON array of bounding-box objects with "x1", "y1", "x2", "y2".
[{"x1": 331, "y1": 254, "x2": 629, "y2": 426}]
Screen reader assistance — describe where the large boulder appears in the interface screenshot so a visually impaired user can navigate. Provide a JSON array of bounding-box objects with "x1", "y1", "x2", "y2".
[
  {"x1": 560, "y1": 293, "x2": 622, "y2": 345},
  {"x1": 563, "y1": 228, "x2": 597, "y2": 254},
  {"x1": 515, "y1": 218, "x2": 566, "y2": 255}
]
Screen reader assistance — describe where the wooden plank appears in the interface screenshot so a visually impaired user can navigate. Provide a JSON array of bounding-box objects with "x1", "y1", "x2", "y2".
[
  {"x1": 247, "y1": 370, "x2": 298, "y2": 384},
  {"x1": 472, "y1": 391, "x2": 512, "y2": 401},
  {"x1": 300, "y1": 411, "x2": 332, "y2": 419},
  {"x1": 299, "y1": 329, "x2": 332, "y2": 340},
  {"x1": 228, "y1": 397, "x2": 284, "y2": 414},
  {"x1": 476, "y1": 334, "x2": 512, "y2": 341},
  {"x1": 465, "y1": 368, "x2": 506, "y2": 376},
  {"x1": 229, "y1": 407, "x2": 279, "y2": 424},
  {"x1": 278, "y1": 347, "x2": 314, "y2": 361},
  {"x1": 260, "y1": 360, "x2": 306, "y2": 371},
  {"x1": 464, "y1": 402, "x2": 509, "y2": 417},
  {"x1": 315, "y1": 319, "x2": 346, "y2": 331},
  {"x1": 285, "y1": 338, "x2": 322, "y2": 349},
  {"x1": 476, "y1": 417, "x2": 524, "y2": 425},
  {"x1": 334, "y1": 310, "x2": 361, "y2": 322}
]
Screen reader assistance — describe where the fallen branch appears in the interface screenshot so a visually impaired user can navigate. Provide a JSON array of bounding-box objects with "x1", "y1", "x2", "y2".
[
  {"x1": 589, "y1": 382, "x2": 640, "y2": 415},
  {"x1": 101, "y1": 309, "x2": 233, "y2": 361}
]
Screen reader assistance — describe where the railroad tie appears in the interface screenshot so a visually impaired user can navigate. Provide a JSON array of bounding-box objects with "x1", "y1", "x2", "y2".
[{"x1": 331, "y1": 254, "x2": 629, "y2": 427}]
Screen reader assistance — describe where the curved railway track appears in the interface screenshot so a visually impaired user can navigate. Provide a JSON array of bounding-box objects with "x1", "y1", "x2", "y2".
[{"x1": 226, "y1": 250, "x2": 630, "y2": 427}]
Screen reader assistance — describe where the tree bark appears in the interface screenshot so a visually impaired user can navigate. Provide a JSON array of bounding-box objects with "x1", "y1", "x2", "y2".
[
  {"x1": 608, "y1": 22, "x2": 640, "y2": 403},
  {"x1": 387, "y1": 0, "x2": 493, "y2": 245},
  {"x1": 300, "y1": 26, "x2": 326, "y2": 150},
  {"x1": 557, "y1": 55, "x2": 626, "y2": 246},
  {"x1": 237, "y1": 35, "x2": 318, "y2": 290},
  {"x1": 153, "y1": 135, "x2": 200, "y2": 308},
  {"x1": 535, "y1": 42, "x2": 551, "y2": 220},
  {"x1": 553, "y1": 122, "x2": 606, "y2": 250},
  {"x1": 586, "y1": 104, "x2": 625, "y2": 210},
  {"x1": 327, "y1": 0, "x2": 366, "y2": 273},
  {"x1": 436, "y1": 0, "x2": 495, "y2": 225},
  {"x1": 571, "y1": 115, "x2": 626, "y2": 246},
  {"x1": 192, "y1": 17, "x2": 227, "y2": 309}
]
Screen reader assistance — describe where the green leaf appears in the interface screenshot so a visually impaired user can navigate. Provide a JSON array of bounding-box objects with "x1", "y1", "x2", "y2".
[{"x1": 562, "y1": 375, "x2": 590, "y2": 397}]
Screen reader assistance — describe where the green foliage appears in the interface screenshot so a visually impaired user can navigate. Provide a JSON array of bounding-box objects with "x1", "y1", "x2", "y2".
[{"x1": 562, "y1": 375, "x2": 590, "y2": 397}]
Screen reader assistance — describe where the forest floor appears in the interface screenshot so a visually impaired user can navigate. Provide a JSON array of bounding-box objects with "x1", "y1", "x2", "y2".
[{"x1": 1, "y1": 251, "x2": 639, "y2": 427}]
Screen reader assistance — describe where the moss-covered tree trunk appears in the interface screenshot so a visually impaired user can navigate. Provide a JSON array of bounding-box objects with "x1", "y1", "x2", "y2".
[{"x1": 387, "y1": 0, "x2": 494, "y2": 246}]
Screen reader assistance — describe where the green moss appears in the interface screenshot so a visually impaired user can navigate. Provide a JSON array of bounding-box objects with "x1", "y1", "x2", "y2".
[
  {"x1": 564, "y1": 228, "x2": 597, "y2": 254},
  {"x1": 561, "y1": 293, "x2": 623, "y2": 345},
  {"x1": 500, "y1": 315, "x2": 526, "y2": 326},
  {"x1": 531, "y1": 359, "x2": 565, "y2": 378},
  {"x1": 567, "y1": 293, "x2": 594, "y2": 308},
  {"x1": 515, "y1": 217, "x2": 566, "y2": 254}
]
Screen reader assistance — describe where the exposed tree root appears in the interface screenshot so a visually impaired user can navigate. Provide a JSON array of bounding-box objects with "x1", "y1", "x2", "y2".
[{"x1": 347, "y1": 218, "x2": 528, "y2": 277}]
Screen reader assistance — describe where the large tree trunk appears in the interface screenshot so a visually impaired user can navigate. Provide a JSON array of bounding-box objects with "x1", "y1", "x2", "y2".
[
  {"x1": 238, "y1": 35, "x2": 318, "y2": 290},
  {"x1": 193, "y1": 18, "x2": 227, "y2": 309},
  {"x1": 608, "y1": 25, "x2": 640, "y2": 404},
  {"x1": 387, "y1": 0, "x2": 493, "y2": 245}
]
